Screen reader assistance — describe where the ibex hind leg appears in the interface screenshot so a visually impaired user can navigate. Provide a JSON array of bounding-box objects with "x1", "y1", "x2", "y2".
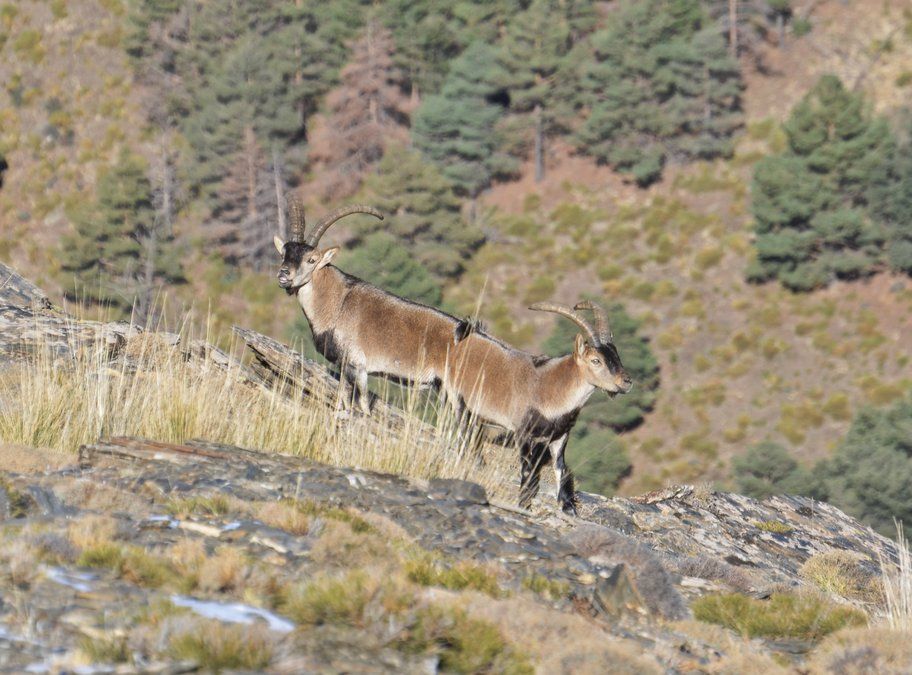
[
  {"x1": 518, "y1": 442, "x2": 551, "y2": 510},
  {"x1": 354, "y1": 367, "x2": 372, "y2": 416},
  {"x1": 336, "y1": 366, "x2": 362, "y2": 415}
]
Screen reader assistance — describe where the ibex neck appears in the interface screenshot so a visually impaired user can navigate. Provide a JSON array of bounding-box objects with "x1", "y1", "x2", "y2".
[
  {"x1": 536, "y1": 355, "x2": 595, "y2": 418},
  {"x1": 296, "y1": 266, "x2": 345, "y2": 332}
]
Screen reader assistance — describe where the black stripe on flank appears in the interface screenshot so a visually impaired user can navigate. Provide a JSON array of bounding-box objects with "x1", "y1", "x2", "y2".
[{"x1": 313, "y1": 329, "x2": 343, "y2": 364}]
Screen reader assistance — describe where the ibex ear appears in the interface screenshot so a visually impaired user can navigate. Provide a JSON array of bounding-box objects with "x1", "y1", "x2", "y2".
[
  {"x1": 317, "y1": 247, "x2": 339, "y2": 270},
  {"x1": 273, "y1": 236, "x2": 285, "y2": 255},
  {"x1": 574, "y1": 333, "x2": 587, "y2": 358}
]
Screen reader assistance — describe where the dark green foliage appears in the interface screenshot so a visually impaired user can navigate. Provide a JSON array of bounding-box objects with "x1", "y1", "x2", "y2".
[
  {"x1": 338, "y1": 232, "x2": 443, "y2": 307},
  {"x1": 573, "y1": 0, "x2": 743, "y2": 185},
  {"x1": 358, "y1": 146, "x2": 483, "y2": 281},
  {"x1": 128, "y1": 0, "x2": 368, "y2": 261},
  {"x1": 750, "y1": 75, "x2": 895, "y2": 290},
  {"x1": 567, "y1": 427, "x2": 631, "y2": 496},
  {"x1": 61, "y1": 151, "x2": 182, "y2": 313},
  {"x1": 380, "y1": 0, "x2": 527, "y2": 95},
  {"x1": 817, "y1": 396, "x2": 912, "y2": 536},
  {"x1": 412, "y1": 41, "x2": 518, "y2": 197},
  {"x1": 496, "y1": 0, "x2": 590, "y2": 170},
  {"x1": 868, "y1": 116, "x2": 912, "y2": 274},
  {"x1": 732, "y1": 441, "x2": 824, "y2": 500},
  {"x1": 541, "y1": 303, "x2": 658, "y2": 494}
]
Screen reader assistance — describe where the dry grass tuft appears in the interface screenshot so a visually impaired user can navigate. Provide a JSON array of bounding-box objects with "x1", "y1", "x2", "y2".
[
  {"x1": 254, "y1": 501, "x2": 311, "y2": 535},
  {"x1": 308, "y1": 519, "x2": 398, "y2": 569},
  {"x1": 806, "y1": 626, "x2": 912, "y2": 674},
  {"x1": 168, "y1": 539, "x2": 207, "y2": 580},
  {"x1": 671, "y1": 620, "x2": 790, "y2": 675},
  {"x1": 169, "y1": 621, "x2": 273, "y2": 671},
  {"x1": 801, "y1": 550, "x2": 879, "y2": 602},
  {"x1": 0, "y1": 320, "x2": 517, "y2": 502},
  {"x1": 198, "y1": 545, "x2": 247, "y2": 593},
  {"x1": 878, "y1": 521, "x2": 912, "y2": 631},
  {"x1": 68, "y1": 515, "x2": 119, "y2": 551}
]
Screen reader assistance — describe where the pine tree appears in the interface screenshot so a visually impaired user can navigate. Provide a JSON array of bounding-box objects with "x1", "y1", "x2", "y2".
[
  {"x1": 817, "y1": 396, "x2": 912, "y2": 536},
  {"x1": 61, "y1": 151, "x2": 183, "y2": 314},
  {"x1": 498, "y1": 0, "x2": 574, "y2": 181},
  {"x1": 573, "y1": 0, "x2": 743, "y2": 185},
  {"x1": 338, "y1": 232, "x2": 443, "y2": 307},
  {"x1": 868, "y1": 115, "x2": 912, "y2": 274},
  {"x1": 211, "y1": 129, "x2": 279, "y2": 269},
  {"x1": 129, "y1": 0, "x2": 368, "y2": 263},
  {"x1": 381, "y1": 0, "x2": 526, "y2": 95},
  {"x1": 358, "y1": 145, "x2": 482, "y2": 280},
  {"x1": 749, "y1": 75, "x2": 894, "y2": 290},
  {"x1": 412, "y1": 40, "x2": 517, "y2": 198},
  {"x1": 732, "y1": 442, "x2": 824, "y2": 499},
  {"x1": 310, "y1": 22, "x2": 411, "y2": 200}
]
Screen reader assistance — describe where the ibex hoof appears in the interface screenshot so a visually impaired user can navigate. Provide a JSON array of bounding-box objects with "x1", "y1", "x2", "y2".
[{"x1": 561, "y1": 501, "x2": 579, "y2": 517}]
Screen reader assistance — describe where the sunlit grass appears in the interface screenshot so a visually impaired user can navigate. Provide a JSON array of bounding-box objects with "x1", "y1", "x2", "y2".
[
  {"x1": 0, "y1": 311, "x2": 517, "y2": 502},
  {"x1": 879, "y1": 521, "x2": 912, "y2": 631}
]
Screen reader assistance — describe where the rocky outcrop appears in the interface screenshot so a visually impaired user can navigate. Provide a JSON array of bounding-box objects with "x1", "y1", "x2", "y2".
[
  {"x1": 0, "y1": 435, "x2": 900, "y2": 672},
  {"x1": 0, "y1": 263, "x2": 903, "y2": 672},
  {"x1": 0, "y1": 262, "x2": 51, "y2": 311}
]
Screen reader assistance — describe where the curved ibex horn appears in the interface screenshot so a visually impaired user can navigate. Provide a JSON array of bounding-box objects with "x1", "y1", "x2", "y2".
[
  {"x1": 574, "y1": 300, "x2": 612, "y2": 343},
  {"x1": 288, "y1": 199, "x2": 307, "y2": 243},
  {"x1": 305, "y1": 204, "x2": 384, "y2": 247},
  {"x1": 529, "y1": 302, "x2": 599, "y2": 346}
]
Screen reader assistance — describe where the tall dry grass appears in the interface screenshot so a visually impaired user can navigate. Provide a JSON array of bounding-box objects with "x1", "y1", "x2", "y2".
[
  {"x1": 0, "y1": 319, "x2": 518, "y2": 502},
  {"x1": 879, "y1": 520, "x2": 912, "y2": 631}
]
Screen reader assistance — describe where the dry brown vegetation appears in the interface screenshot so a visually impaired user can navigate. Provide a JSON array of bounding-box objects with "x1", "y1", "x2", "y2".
[{"x1": 0, "y1": 325, "x2": 520, "y2": 504}]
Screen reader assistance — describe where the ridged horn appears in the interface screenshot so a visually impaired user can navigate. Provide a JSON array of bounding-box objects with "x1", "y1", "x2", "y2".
[
  {"x1": 305, "y1": 204, "x2": 384, "y2": 247},
  {"x1": 574, "y1": 300, "x2": 612, "y2": 343},
  {"x1": 288, "y1": 199, "x2": 307, "y2": 243},
  {"x1": 529, "y1": 302, "x2": 599, "y2": 346}
]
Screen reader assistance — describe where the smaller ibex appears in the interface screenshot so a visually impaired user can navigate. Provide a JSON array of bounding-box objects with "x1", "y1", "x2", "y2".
[
  {"x1": 446, "y1": 301, "x2": 631, "y2": 514},
  {"x1": 274, "y1": 201, "x2": 461, "y2": 414}
]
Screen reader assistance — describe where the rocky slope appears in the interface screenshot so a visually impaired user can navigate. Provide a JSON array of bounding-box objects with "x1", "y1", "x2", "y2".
[
  {"x1": 0, "y1": 265, "x2": 908, "y2": 673},
  {"x1": 0, "y1": 435, "x2": 901, "y2": 673}
]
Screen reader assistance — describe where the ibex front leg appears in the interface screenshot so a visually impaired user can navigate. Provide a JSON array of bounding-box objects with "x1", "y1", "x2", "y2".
[
  {"x1": 550, "y1": 434, "x2": 578, "y2": 515},
  {"x1": 518, "y1": 440, "x2": 551, "y2": 510}
]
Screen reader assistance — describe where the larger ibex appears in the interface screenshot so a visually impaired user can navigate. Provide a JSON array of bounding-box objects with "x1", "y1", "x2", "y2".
[
  {"x1": 274, "y1": 201, "x2": 460, "y2": 414},
  {"x1": 445, "y1": 301, "x2": 632, "y2": 514}
]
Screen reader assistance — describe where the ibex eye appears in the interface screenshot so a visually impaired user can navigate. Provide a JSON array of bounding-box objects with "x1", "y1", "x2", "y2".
[
  {"x1": 591, "y1": 358, "x2": 601, "y2": 365},
  {"x1": 308, "y1": 258, "x2": 316, "y2": 264}
]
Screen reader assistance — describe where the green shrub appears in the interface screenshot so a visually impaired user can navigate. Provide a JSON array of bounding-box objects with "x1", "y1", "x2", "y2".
[
  {"x1": 282, "y1": 571, "x2": 375, "y2": 627},
  {"x1": 405, "y1": 555, "x2": 502, "y2": 598},
  {"x1": 399, "y1": 605, "x2": 532, "y2": 674},
  {"x1": 816, "y1": 396, "x2": 912, "y2": 536},
  {"x1": 692, "y1": 592, "x2": 866, "y2": 640},
  {"x1": 522, "y1": 574, "x2": 570, "y2": 600},
  {"x1": 12, "y1": 29, "x2": 44, "y2": 64},
  {"x1": 732, "y1": 441, "x2": 825, "y2": 499},
  {"x1": 567, "y1": 428, "x2": 631, "y2": 496}
]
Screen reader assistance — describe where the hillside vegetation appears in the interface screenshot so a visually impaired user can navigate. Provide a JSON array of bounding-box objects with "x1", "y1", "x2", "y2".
[{"x1": 0, "y1": 0, "x2": 910, "y2": 532}]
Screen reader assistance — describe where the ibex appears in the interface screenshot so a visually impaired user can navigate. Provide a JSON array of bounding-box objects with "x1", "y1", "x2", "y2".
[
  {"x1": 274, "y1": 201, "x2": 461, "y2": 414},
  {"x1": 446, "y1": 301, "x2": 632, "y2": 514}
]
